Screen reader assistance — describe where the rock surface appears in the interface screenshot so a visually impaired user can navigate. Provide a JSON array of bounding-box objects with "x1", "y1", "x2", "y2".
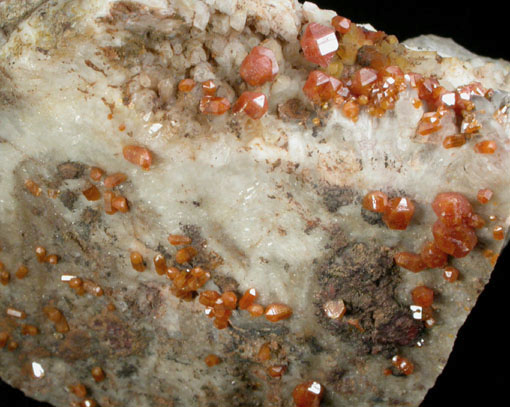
[{"x1": 1, "y1": 1, "x2": 509, "y2": 407}]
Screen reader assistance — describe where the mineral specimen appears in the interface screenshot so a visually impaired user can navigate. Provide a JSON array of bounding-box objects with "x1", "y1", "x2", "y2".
[{"x1": 1, "y1": 1, "x2": 510, "y2": 407}]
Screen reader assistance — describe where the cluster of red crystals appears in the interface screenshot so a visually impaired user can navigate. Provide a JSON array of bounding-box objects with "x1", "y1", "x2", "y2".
[
  {"x1": 303, "y1": 71, "x2": 347, "y2": 105},
  {"x1": 411, "y1": 286, "x2": 434, "y2": 307},
  {"x1": 431, "y1": 192, "x2": 478, "y2": 258},
  {"x1": 240, "y1": 46, "x2": 279, "y2": 86},
  {"x1": 232, "y1": 92, "x2": 268, "y2": 119},
  {"x1": 34, "y1": 246, "x2": 59, "y2": 265},
  {"x1": 417, "y1": 106, "x2": 447, "y2": 136},
  {"x1": 123, "y1": 145, "x2": 153, "y2": 170},
  {"x1": 391, "y1": 355, "x2": 414, "y2": 376},
  {"x1": 170, "y1": 267, "x2": 211, "y2": 301},
  {"x1": 362, "y1": 191, "x2": 388, "y2": 213},
  {"x1": 292, "y1": 381, "x2": 325, "y2": 407},
  {"x1": 198, "y1": 290, "x2": 234, "y2": 329},
  {"x1": 382, "y1": 197, "x2": 415, "y2": 230},
  {"x1": 301, "y1": 23, "x2": 339, "y2": 67}
]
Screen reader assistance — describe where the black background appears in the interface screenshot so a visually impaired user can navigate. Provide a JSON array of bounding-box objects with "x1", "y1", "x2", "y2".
[{"x1": 1, "y1": 1, "x2": 510, "y2": 406}]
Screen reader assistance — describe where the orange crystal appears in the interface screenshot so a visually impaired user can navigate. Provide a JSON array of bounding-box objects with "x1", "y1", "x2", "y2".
[
  {"x1": 238, "y1": 288, "x2": 258, "y2": 310},
  {"x1": 443, "y1": 134, "x2": 466, "y2": 149},
  {"x1": 331, "y1": 15, "x2": 351, "y2": 34},
  {"x1": 411, "y1": 285, "x2": 434, "y2": 307},
  {"x1": 178, "y1": 78, "x2": 196, "y2": 93},
  {"x1": 123, "y1": 145, "x2": 153, "y2": 170},
  {"x1": 292, "y1": 381, "x2": 325, "y2": 407},
  {"x1": 432, "y1": 220, "x2": 477, "y2": 258},
  {"x1": 303, "y1": 71, "x2": 344, "y2": 104},
  {"x1": 300, "y1": 23, "x2": 339, "y2": 67},
  {"x1": 199, "y1": 96, "x2": 231, "y2": 115},
  {"x1": 232, "y1": 92, "x2": 268, "y2": 119},
  {"x1": 477, "y1": 189, "x2": 493, "y2": 204},
  {"x1": 432, "y1": 192, "x2": 473, "y2": 227},
  {"x1": 443, "y1": 266, "x2": 460, "y2": 283},
  {"x1": 240, "y1": 46, "x2": 278, "y2": 86},
  {"x1": 391, "y1": 355, "x2": 414, "y2": 376},
  {"x1": 264, "y1": 304, "x2": 293, "y2": 322},
  {"x1": 362, "y1": 191, "x2": 388, "y2": 213},
  {"x1": 382, "y1": 197, "x2": 415, "y2": 230},
  {"x1": 350, "y1": 68, "x2": 378, "y2": 96},
  {"x1": 420, "y1": 241, "x2": 448, "y2": 268},
  {"x1": 474, "y1": 140, "x2": 497, "y2": 154},
  {"x1": 394, "y1": 252, "x2": 426, "y2": 273}
]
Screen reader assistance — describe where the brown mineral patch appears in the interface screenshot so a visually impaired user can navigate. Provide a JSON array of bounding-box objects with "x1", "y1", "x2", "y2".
[
  {"x1": 320, "y1": 185, "x2": 357, "y2": 213},
  {"x1": 58, "y1": 329, "x2": 92, "y2": 361},
  {"x1": 316, "y1": 242, "x2": 422, "y2": 355},
  {"x1": 57, "y1": 161, "x2": 86, "y2": 180}
]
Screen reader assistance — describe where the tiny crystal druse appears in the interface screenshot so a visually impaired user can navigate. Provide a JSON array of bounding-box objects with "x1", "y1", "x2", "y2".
[{"x1": 1, "y1": 1, "x2": 510, "y2": 407}]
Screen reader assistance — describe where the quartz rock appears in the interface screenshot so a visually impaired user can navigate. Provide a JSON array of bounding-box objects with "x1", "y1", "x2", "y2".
[{"x1": 1, "y1": 1, "x2": 510, "y2": 407}]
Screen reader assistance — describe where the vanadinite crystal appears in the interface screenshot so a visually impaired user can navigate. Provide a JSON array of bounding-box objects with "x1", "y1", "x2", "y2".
[
  {"x1": 240, "y1": 46, "x2": 279, "y2": 86},
  {"x1": 300, "y1": 23, "x2": 339, "y2": 67},
  {"x1": 432, "y1": 220, "x2": 477, "y2": 258},
  {"x1": 303, "y1": 71, "x2": 344, "y2": 104},
  {"x1": 232, "y1": 92, "x2": 268, "y2": 119},
  {"x1": 382, "y1": 197, "x2": 415, "y2": 230},
  {"x1": 292, "y1": 381, "x2": 325, "y2": 407}
]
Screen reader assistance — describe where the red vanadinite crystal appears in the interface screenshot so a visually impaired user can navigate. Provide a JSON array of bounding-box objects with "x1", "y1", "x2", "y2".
[
  {"x1": 232, "y1": 92, "x2": 268, "y2": 119},
  {"x1": 391, "y1": 355, "x2": 415, "y2": 376},
  {"x1": 292, "y1": 381, "x2": 325, "y2": 407},
  {"x1": 477, "y1": 189, "x2": 494, "y2": 204},
  {"x1": 350, "y1": 68, "x2": 378, "y2": 96},
  {"x1": 303, "y1": 71, "x2": 344, "y2": 104},
  {"x1": 199, "y1": 96, "x2": 231, "y2": 115},
  {"x1": 123, "y1": 145, "x2": 153, "y2": 170},
  {"x1": 432, "y1": 192, "x2": 473, "y2": 227},
  {"x1": 331, "y1": 15, "x2": 351, "y2": 34},
  {"x1": 474, "y1": 140, "x2": 497, "y2": 154},
  {"x1": 420, "y1": 241, "x2": 448, "y2": 268},
  {"x1": 202, "y1": 80, "x2": 217, "y2": 96},
  {"x1": 382, "y1": 197, "x2": 415, "y2": 230},
  {"x1": 362, "y1": 191, "x2": 388, "y2": 213},
  {"x1": 238, "y1": 288, "x2": 258, "y2": 310},
  {"x1": 493, "y1": 226, "x2": 505, "y2": 241},
  {"x1": 240, "y1": 46, "x2": 279, "y2": 86},
  {"x1": 265, "y1": 304, "x2": 293, "y2": 322},
  {"x1": 411, "y1": 286, "x2": 434, "y2": 307},
  {"x1": 300, "y1": 23, "x2": 339, "y2": 67},
  {"x1": 443, "y1": 134, "x2": 466, "y2": 149},
  {"x1": 443, "y1": 266, "x2": 460, "y2": 282},
  {"x1": 432, "y1": 220, "x2": 477, "y2": 258},
  {"x1": 394, "y1": 252, "x2": 426, "y2": 272},
  {"x1": 178, "y1": 78, "x2": 196, "y2": 92}
]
